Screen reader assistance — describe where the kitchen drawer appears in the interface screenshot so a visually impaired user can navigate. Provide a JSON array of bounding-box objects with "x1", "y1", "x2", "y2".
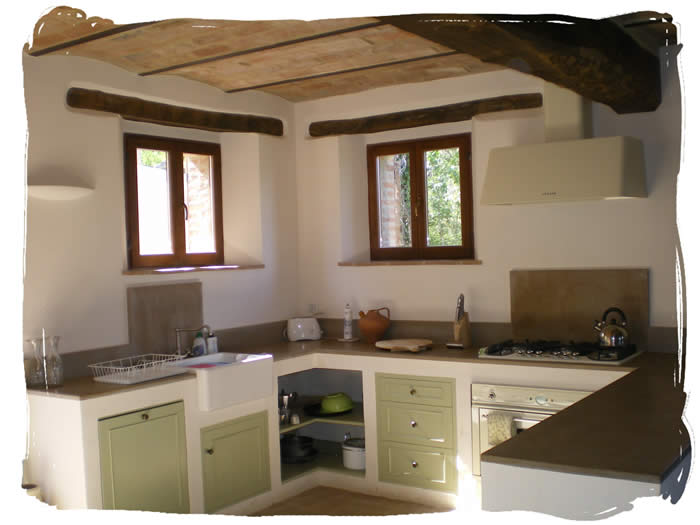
[
  {"x1": 378, "y1": 402, "x2": 454, "y2": 449},
  {"x1": 376, "y1": 373, "x2": 454, "y2": 407},
  {"x1": 378, "y1": 441, "x2": 456, "y2": 493}
]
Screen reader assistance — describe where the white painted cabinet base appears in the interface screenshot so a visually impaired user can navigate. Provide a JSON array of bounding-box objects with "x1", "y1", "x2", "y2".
[{"x1": 481, "y1": 461, "x2": 660, "y2": 519}]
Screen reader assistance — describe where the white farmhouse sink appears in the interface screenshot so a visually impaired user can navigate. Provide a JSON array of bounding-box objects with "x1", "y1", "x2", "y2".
[{"x1": 171, "y1": 352, "x2": 273, "y2": 411}]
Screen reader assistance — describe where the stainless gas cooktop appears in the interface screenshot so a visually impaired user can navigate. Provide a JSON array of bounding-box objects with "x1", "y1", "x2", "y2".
[{"x1": 478, "y1": 340, "x2": 642, "y2": 366}]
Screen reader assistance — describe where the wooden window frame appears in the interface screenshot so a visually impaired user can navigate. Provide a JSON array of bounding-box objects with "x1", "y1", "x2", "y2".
[
  {"x1": 124, "y1": 134, "x2": 224, "y2": 269},
  {"x1": 367, "y1": 133, "x2": 474, "y2": 261}
]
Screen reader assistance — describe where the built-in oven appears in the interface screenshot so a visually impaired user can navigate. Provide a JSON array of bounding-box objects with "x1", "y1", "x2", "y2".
[{"x1": 471, "y1": 384, "x2": 592, "y2": 476}]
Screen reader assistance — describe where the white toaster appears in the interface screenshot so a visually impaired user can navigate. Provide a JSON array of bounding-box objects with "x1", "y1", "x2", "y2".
[{"x1": 285, "y1": 318, "x2": 322, "y2": 341}]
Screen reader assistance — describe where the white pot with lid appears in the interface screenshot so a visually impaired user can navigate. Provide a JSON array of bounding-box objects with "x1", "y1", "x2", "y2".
[{"x1": 342, "y1": 438, "x2": 365, "y2": 470}]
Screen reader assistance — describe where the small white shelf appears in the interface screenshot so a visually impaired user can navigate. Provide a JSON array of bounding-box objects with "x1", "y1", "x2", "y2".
[
  {"x1": 280, "y1": 402, "x2": 364, "y2": 434},
  {"x1": 28, "y1": 185, "x2": 94, "y2": 200}
]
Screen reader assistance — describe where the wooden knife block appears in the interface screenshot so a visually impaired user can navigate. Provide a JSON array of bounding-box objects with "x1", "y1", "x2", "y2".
[{"x1": 452, "y1": 313, "x2": 472, "y2": 348}]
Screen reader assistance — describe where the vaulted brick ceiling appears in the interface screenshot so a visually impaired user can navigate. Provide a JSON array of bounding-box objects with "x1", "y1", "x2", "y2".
[{"x1": 26, "y1": 6, "x2": 676, "y2": 112}]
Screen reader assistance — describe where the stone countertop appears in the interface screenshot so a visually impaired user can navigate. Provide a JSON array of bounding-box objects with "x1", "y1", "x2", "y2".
[
  {"x1": 24, "y1": 339, "x2": 641, "y2": 398},
  {"x1": 260, "y1": 339, "x2": 644, "y2": 371},
  {"x1": 480, "y1": 351, "x2": 689, "y2": 484},
  {"x1": 24, "y1": 341, "x2": 473, "y2": 399},
  {"x1": 26, "y1": 339, "x2": 689, "y2": 485},
  {"x1": 26, "y1": 372, "x2": 195, "y2": 400}
]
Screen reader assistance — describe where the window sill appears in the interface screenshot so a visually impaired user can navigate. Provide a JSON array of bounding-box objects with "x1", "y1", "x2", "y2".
[
  {"x1": 337, "y1": 259, "x2": 482, "y2": 267},
  {"x1": 123, "y1": 264, "x2": 264, "y2": 275}
]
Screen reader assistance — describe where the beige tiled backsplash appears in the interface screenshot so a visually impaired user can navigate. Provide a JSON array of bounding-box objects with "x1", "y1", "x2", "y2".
[
  {"x1": 127, "y1": 281, "x2": 204, "y2": 355},
  {"x1": 510, "y1": 268, "x2": 650, "y2": 345}
]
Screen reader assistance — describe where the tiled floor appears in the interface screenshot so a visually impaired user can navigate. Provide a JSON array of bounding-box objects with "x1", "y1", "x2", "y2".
[{"x1": 252, "y1": 486, "x2": 453, "y2": 516}]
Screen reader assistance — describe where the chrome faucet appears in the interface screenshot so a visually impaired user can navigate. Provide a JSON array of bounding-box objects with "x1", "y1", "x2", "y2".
[{"x1": 175, "y1": 324, "x2": 211, "y2": 356}]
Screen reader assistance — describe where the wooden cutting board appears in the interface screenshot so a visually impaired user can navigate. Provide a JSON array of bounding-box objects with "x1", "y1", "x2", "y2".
[{"x1": 375, "y1": 339, "x2": 433, "y2": 353}]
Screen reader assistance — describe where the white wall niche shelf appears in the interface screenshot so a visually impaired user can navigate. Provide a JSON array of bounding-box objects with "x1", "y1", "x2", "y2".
[{"x1": 28, "y1": 184, "x2": 94, "y2": 201}]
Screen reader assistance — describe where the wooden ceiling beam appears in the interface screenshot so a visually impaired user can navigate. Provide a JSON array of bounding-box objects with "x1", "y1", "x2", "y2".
[
  {"x1": 606, "y1": 12, "x2": 676, "y2": 56},
  {"x1": 28, "y1": 21, "x2": 159, "y2": 57},
  {"x1": 308, "y1": 93, "x2": 542, "y2": 137},
  {"x1": 226, "y1": 51, "x2": 459, "y2": 94},
  {"x1": 66, "y1": 88, "x2": 283, "y2": 136},
  {"x1": 379, "y1": 13, "x2": 668, "y2": 114},
  {"x1": 140, "y1": 21, "x2": 387, "y2": 76}
]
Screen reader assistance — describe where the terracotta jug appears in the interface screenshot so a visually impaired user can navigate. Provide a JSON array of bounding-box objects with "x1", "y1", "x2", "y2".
[{"x1": 358, "y1": 307, "x2": 391, "y2": 344}]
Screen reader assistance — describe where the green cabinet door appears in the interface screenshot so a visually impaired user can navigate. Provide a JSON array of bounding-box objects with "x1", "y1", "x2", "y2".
[
  {"x1": 98, "y1": 401, "x2": 189, "y2": 513},
  {"x1": 201, "y1": 411, "x2": 270, "y2": 513}
]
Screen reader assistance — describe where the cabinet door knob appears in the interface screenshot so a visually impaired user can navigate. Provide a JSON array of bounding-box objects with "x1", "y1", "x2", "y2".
[
  {"x1": 409, "y1": 388, "x2": 416, "y2": 396},
  {"x1": 410, "y1": 420, "x2": 417, "y2": 428},
  {"x1": 141, "y1": 413, "x2": 149, "y2": 421},
  {"x1": 206, "y1": 448, "x2": 214, "y2": 455},
  {"x1": 411, "y1": 461, "x2": 418, "y2": 468}
]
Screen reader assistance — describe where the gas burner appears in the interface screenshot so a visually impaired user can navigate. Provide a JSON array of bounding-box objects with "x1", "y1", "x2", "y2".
[
  {"x1": 485, "y1": 340, "x2": 515, "y2": 356},
  {"x1": 480, "y1": 339, "x2": 639, "y2": 365}
]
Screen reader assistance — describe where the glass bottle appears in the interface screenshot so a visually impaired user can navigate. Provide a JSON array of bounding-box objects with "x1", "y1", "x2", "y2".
[
  {"x1": 27, "y1": 335, "x2": 63, "y2": 387},
  {"x1": 23, "y1": 339, "x2": 45, "y2": 388}
]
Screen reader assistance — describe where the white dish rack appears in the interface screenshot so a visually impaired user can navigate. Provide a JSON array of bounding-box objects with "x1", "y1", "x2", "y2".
[{"x1": 89, "y1": 353, "x2": 188, "y2": 385}]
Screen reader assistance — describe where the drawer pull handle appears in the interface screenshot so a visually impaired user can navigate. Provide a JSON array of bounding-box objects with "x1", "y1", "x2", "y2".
[
  {"x1": 141, "y1": 413, "x2": 149, "y2": 421},
  {"x1": 411, "y1": 461, "x2": 418, "y2": 468},
  {"x1": 206, "y1": 448, "x2": 214, "y2": 455},
  {"x1": 410, "y1": 420, "x2": 417, "y2": 428},
  {"x1": 409, "y1": 388, "x2": 416, "y2": 396}
]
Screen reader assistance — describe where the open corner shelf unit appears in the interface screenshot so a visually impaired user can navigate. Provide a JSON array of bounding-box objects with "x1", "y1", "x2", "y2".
[{"x1": 278, "y1": 368, "x2": 365, "y2": 483}]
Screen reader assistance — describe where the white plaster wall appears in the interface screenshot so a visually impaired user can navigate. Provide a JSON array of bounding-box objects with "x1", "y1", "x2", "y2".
[
  {"x1": 23, "y1": 54, "x2": 299, "y2": 352},
  {"x1": 22, "y1": 48, "x2": 682, "y2": 353},
  {"x1": 293, "y1": 63, "x2": 681, "y2": 327}
]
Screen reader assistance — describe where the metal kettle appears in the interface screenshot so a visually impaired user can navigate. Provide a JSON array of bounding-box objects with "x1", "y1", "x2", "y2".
[{"x1": 593, "y1": 307, "x2": 629, "y2": 347}]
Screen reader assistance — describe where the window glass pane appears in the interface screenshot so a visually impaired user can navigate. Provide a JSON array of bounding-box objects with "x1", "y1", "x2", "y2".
[
  {"x1": 183, "y1": 153, "x2": 216, "y2": 254},
  {"x1": 136, "y1": 148, "x2": 173, "y2": 255},
  {"x1": 376, "y1": 153, "x2": 412, "y2": 248},
  {"x1": 425, "y1": 147, "x2": 462, "y2": 247}
]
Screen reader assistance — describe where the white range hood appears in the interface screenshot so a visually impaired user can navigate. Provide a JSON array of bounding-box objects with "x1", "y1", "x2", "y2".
[{"x1": 481, "y1": 84, "x2": 647, "y2": 205}]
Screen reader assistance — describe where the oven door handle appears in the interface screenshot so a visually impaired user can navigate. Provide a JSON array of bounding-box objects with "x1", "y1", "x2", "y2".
[
  {"x1": 512, "y1": 417, "x2": 542, "y2": 425},
  {"x1": 481, "y1": 414, "x2": 545, "y2": 425}
]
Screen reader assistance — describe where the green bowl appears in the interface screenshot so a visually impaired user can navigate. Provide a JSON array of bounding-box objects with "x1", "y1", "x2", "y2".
[{"x1": 320, "y1": 392, "x2": 353, "y2": 414}]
